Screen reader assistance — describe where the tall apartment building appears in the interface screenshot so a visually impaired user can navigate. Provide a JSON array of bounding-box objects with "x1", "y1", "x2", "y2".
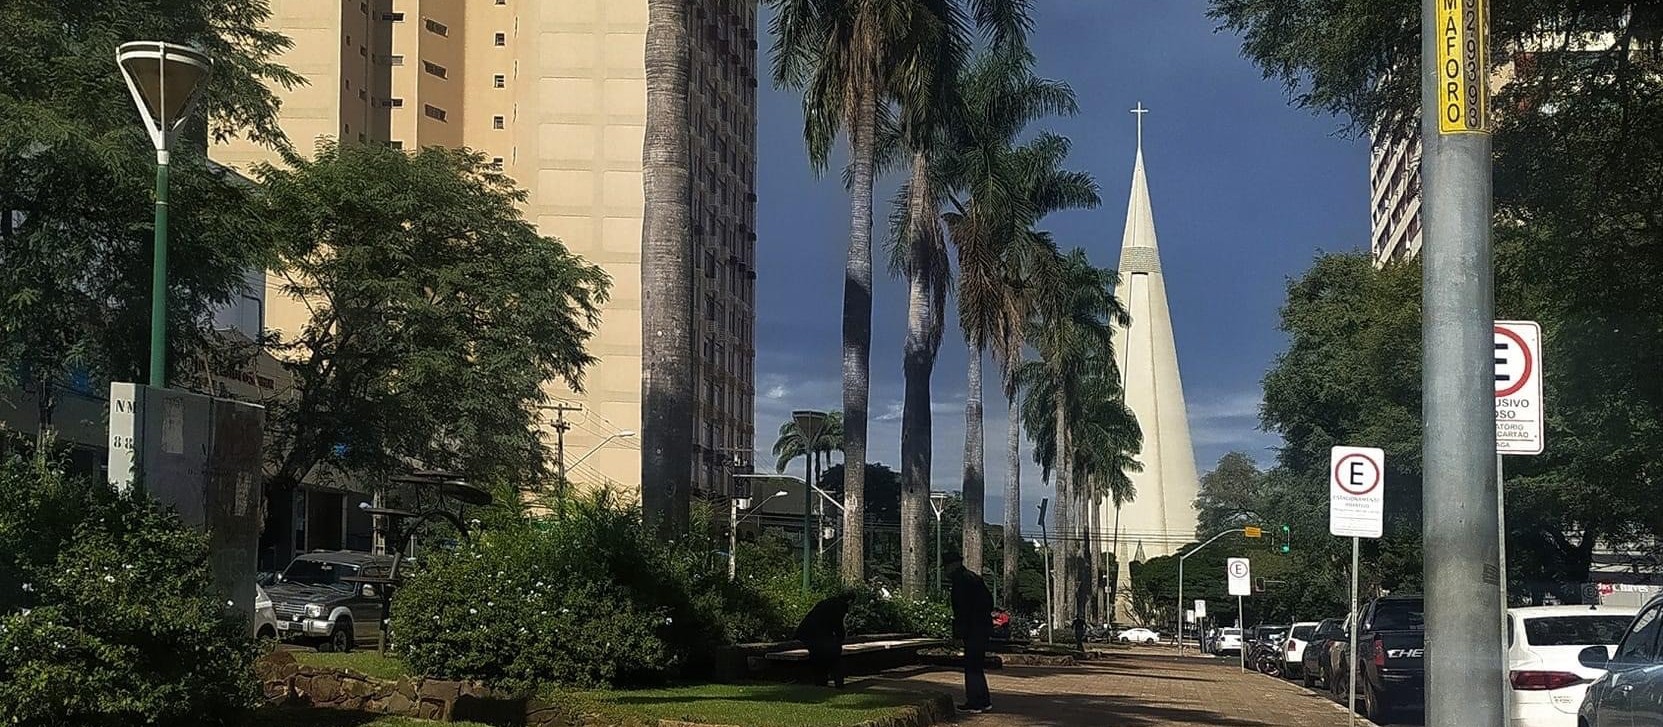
[
  {"x1": 216, "y1": 0, "x2": 758, "y2": 505},
  {"x1": 1368, "y1": 118, "x2": 1423, "y2": 266}
]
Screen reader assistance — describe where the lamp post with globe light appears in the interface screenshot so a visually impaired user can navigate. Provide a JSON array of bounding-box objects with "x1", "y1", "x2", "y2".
[
  {"x1": 117, "y1": 41, "x2": 211, "y2": 388},
  {"x1": 791, "y1": 410, "x2": 829, "y2": 594}
]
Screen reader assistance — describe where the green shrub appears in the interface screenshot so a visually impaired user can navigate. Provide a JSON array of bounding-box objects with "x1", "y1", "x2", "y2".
[
  {"x1": 391, "y1": 494, "x2": 743, "y2": 689},
  {"x1": 0, "y1": 457, "x2": 259, "y2": 726}
]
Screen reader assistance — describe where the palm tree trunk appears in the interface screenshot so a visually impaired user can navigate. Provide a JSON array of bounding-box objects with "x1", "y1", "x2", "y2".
[
  {"x1": 840, "y1": 88, "x2": 877, "y2": 587},
  {"x1": 962, "y1": 347, "x2": 985, "y2": 576},
  {"x1": 899, "y1": 235, "x2": 936, "y2": 597},
  {"x1": 1051, "y1": 389, "x2": 1073, "y2": 626},
  {"x1": 639, "y1": 0, "x2": 693, "y2": 535},
  {"x1": 1086, "y1": 491, "x2": 1102, "y2": 623},
  {"x1": 1001, "y1": 371, "x2": 1022, "y2": 607}
]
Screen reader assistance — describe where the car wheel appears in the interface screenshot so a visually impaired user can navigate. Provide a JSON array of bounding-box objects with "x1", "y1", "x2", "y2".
[
  {"x1": 328, "y1": 620, "x2": 354, "y2": 653},
  {"x1": 1363, "y1": 679, "x2": 1393, "y2": 724},
  {"x1": 256, "y1": 625, "x2": 276, "y2": 641},
  {"x1": 1302, "y1": 664, "x2": 1316, "y2": 688}
]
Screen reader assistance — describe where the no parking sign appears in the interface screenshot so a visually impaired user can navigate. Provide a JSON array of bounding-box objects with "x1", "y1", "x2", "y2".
[{"x1": 1495, "y1": 321, "x2": 1544, "y2": 455}]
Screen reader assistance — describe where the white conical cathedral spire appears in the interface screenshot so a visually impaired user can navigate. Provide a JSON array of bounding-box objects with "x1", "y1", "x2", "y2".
[{"x1": 1105, "y1": 105, "x2": 1201, "y2": 621}]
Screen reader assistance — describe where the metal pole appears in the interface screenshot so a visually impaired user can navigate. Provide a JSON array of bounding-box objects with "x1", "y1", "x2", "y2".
[
  {"x1": 934, "y1": 510, "x2": 942, "y2": 594},
  {"x1": 1041, "y1": 535, "x2": 1053, "y2": 644},
  {"x1": 729, "y1": 495, "x2": 738, "y2": 580},
  {"x1": 1349, "y1": 536, "x2": 1359, "y2": 727},
  {"x1": 1177, "y1": 558, "x2": 1185, "y2": 657},
  {"x1": 1238, "y1": 594, "x2": 1245, "y2": 673},
  {"x1": 1422, "y1": 1, "x2": 1501, "y2": 725},
  {"x1": 148, "y1": 151, "x2": 170, "y2": 388},
  {"x1": 802, "y1": 453, "x2": 813, "y2": 595},
  {"x1": 1498, "y1": 451, "x2": 1511, "y2": 716}
]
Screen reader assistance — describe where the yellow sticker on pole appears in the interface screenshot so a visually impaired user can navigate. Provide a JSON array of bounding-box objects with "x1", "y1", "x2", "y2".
[
  {"x1": 1243, "y1": 526, "x2": 1262, "y2": 539},
  {"x1": 1437, "y1": 0, "x2": 1490, "y2": 134}
]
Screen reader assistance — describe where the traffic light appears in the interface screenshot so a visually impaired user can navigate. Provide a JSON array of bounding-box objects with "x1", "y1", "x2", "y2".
[
  {"x1": 1278, "y1": 524, "x2": 1291, "y2": 554},
  {"x1": 1253, "y1": 576, "x2": 1266, "y2": 593}
]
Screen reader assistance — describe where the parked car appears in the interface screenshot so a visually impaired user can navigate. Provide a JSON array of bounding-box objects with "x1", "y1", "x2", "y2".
[
  {"x1": 1282, "y1": 621, "x2": 1320, "y2": 679},
  {"x1": 252, "y1": 584, "x2": 278, "y2": 640},
  {"x1": 265, "y1": 550, "x2": 395, "y2": 652},
  {"x1": 1334, "y1": 595, "x2": 1424, "y2": 724},
  {"x1": 1117, "y1": 627, "x2": 1161, "y2": 644},
  {"x1": 1216, "y1": 627, "x2": 1244, "y2": 655},
  {"x1": 1302, "y1": 618, "x2": 1347, "y2": 689},
  {"x1": 1577, "y1": 594, "x2": 1663, "y2": 727},
  {"x1": 1504, "y1": 605, "x2": 1635, "y2": 727}
]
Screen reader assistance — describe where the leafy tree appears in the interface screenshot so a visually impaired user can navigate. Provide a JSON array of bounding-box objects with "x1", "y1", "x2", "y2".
[
  {"x1": 0, "y1": 0, "x2": 299, "y2": 418},
  {"x1": 253, "y1": 142, "x2": 609, "y2": 560},
  {"x1": 1195, "y1": 452, "x2": 1268, "y2": 539}
]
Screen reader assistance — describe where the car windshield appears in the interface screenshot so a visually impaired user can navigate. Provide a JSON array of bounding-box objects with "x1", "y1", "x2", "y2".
[
  {"x1": 282, "y1": 559, "x2": 359, "y2": 589},
  {"x1": 1292, "y1": 625, "x2": 1317, "y2": 640},
  {"x1": 1372, "y1": 600, "x2": 1426, "y2": 630},
  {"x1": 1524, "y1": 615, "x2": 1633, "y2": 646}
]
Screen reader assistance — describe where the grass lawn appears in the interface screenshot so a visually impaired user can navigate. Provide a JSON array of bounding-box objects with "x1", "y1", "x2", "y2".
[
  {"x1": 289, "y1": 650, "x2": 412, "y2": 681},
  {"x1": 560, "y1": 683, "x2": 937, "y2": 727}
]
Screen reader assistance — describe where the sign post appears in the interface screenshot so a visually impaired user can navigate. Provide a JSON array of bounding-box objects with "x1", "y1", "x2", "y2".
[
  {"x1": 1494, "y1": 320, "x2": 1544, "y2": 712},
  {"x1": 1227, "y1": 558, "x2": 1251, "y2": 673},
  {"x1": 1331, "y1": 446, "x2": 1385, "y2": 727}
]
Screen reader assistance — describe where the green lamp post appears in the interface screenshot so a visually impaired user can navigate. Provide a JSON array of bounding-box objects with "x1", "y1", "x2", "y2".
[
  {"x1": 791, "y1": 409, "x2": 829, "y2": 595},
  {"x1": 117, "y1": 41, "x2": 211, "y2": 388}
]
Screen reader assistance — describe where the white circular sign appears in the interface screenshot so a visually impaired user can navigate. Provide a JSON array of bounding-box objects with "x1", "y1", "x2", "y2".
[{"x1": 1228, "y1": 561, "x2": 1248, "y2": 578}]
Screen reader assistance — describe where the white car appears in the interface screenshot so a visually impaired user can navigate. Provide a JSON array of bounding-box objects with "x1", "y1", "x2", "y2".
[
  {"x1": 1117, "y1": 627, "x2": 1161, "y2": 644},
  {"x1": 1508, "y1": 604, "x2": 1636, "y2": 727},
  {"x1": 1216, "y1": 627, "x2": 1244, "y2": 655},
  {"x1": 1283, "y1": 621, "x2": 1320, "y2": 677},
  {"x1": 253, "y1": 584, "x2": 279, "y2": 640}
]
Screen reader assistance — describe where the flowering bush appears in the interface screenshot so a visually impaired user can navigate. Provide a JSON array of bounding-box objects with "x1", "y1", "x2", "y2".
[
  {"x1": 390, "y1": 496, "x2": 734, "y2": 689},
  {"x1": 0, "y1": 457, "x2": 259, "y2": 726}
]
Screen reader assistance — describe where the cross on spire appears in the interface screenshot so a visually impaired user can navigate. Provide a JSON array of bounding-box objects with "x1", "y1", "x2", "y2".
[{"x1": 1131, "y1": 102, "x2": 1149, "y2": 151}]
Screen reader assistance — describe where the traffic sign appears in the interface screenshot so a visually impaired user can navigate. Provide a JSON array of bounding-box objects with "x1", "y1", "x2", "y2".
[
  {"x1": 1227, "y1": 558, "x2": 1252, "y2": 596},
  {"x1": 1243, "y1": 526, "x2": 1262, "y2": 538},
  {"x1": 1330, "y1": 446, "x2": 1385, "y2": 538},
  {"x1": 1194, "y1": 599, "x2": 1207, "y2": 618},
  {"x1": 1495, "y1": 321, "x2": 1544, "y2": 455}
]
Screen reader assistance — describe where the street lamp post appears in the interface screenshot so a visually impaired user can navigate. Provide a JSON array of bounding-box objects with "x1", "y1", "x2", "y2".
[
  {"x1": 929, "y1": 491, "x2": 948, "y2": 594},
  {"x1": 791, "y1": 410, "x2": 828, "y2": 595},
  {"x1": 729, "y1": 489, "x2": 788, "y2": 579},
  {"x1": 568, "y1": 430, "x2": 636, "y2": 469},
  {"x1": 117, "y1": 42, "x2": 211, "y2": 389}
]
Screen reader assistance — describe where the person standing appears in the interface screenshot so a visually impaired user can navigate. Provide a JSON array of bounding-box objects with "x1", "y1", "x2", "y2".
[
  {"x1": 946, "y1": 554, "x2": 993, "y2": 713},
  {"x1": 1072, "y1": 616, "x2": 1087, "y2": 653},
  {"x1": 794, "y1": 594, "x2": 850, "y2": 688}
]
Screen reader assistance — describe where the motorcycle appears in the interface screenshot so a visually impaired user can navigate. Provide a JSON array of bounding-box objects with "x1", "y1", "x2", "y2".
[{"x1": 1249, "y1": 638, "x2": 1285, "y2": 678}]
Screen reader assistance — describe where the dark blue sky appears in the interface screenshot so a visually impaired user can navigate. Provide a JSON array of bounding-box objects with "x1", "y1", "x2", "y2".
[{"x1": 749, "y1": 1, "x2": 1369, "y2": 528}]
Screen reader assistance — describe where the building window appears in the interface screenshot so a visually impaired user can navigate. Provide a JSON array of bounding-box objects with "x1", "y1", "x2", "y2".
[
  {"x1": 493, "y1": 74, "x2": 506, "y2": 88},
  {"x1": 357, "y1": 132, "x2": 366, "y2": 143},
  {"x1": 492, "y1": 115, "x2": 505, "y2": 129},
  {"x1": 490, "y1": 157, "x2": 504, "y2": 169},
  {"x1": 422, "y1": 61, "x2": 447, "y2": 78},
  {"x1": 390, "y1": 140, "x2": 405, "y2": 150},
  {"x1": 423, "y1": 104, "x2": 447, "y2": 121},
  {"x1": 386, "y1": 97, "x2": 404, "y2": 108},
  {"x1": 358, "y1": 89, "x2": 367, "y2": 100},
  {"x1": 494, "y1": 32, "x2": 507, "y2": 46},
  {"x1": 383, "y1": 11, "x2": 404, "y2": 21},
  {"x1": 423, "y1": 18, "x2": 449, "y2": 36},
  {"x1": 388, "y1": 54, "x2": 404, "y2": 66},
  {"x1": 495, "y1": 0, "x2": 506, "y2": 4}
]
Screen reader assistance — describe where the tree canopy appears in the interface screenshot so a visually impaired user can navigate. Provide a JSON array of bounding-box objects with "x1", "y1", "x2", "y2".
[{"x1": 254, "y1": 142, "x2": 610, "y2": 492}]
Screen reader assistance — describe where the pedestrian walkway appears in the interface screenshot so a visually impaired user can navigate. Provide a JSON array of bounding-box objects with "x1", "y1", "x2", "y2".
[{"x1": 875, "y1": 650, "x2": 1376, "y2": 727}]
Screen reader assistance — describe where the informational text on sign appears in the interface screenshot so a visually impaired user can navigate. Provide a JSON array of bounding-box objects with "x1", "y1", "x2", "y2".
[
  {"x1": 1330, "y1": 446, "x2": 1386, "y2": 539},
  {"x1": 1436, "y1": 0, "x2": 1490, "y2": 134}
]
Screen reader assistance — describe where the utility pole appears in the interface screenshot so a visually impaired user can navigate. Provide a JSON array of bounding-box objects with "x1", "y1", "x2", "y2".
[
  {"x1": 541, "y1": 403, "x2": 582, "y2": 504},
  {"x1": 1421, "y1": 1, "x2": 1501, "y2": 725}
]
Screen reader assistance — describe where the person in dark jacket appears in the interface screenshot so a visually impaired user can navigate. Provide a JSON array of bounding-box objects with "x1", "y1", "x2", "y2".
[
  {"x1": 946, "y1": 554, "x2": 993, "y2": 713},
  {"x1": 794, "y1": 594, "x2": 850, "y2": 688},
  {"x1": 1072, "y1": 616, "x2": 1088, "y2": 653}
]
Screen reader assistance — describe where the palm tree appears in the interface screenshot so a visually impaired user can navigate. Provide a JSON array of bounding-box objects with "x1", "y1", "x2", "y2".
[
  {"x1": 772, "y1": 410, "x2": 846, "y2": 475},
  {"x1": 1019, "y1": 249, "x2": 1129, "y2": 625},
  {"x1": 640, "y1": 0, "x2": 694, "y2": 535},
  {"x1": 768, "y1": 0, "x2": 967, "y2": 586}
]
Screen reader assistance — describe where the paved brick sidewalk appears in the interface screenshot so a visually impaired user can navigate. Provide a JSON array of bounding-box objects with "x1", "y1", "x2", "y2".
[{"x1": 874, "y1": 651, "x2": 1374, "y2": 727}]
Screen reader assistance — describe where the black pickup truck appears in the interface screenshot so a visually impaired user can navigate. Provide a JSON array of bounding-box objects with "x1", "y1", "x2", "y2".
[{"x1": 1334, "y1": 595, "x2": 1425, "y2": 724}]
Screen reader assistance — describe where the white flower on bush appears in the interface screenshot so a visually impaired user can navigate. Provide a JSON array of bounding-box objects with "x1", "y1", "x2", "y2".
[{"x1": 103, "y1": 575, "x2": 115, "y2": 583}]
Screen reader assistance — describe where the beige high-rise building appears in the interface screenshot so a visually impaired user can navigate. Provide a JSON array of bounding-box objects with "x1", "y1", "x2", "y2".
[
  {"x1": 216, "y1": 1, "x2": 758, "y2": 507},
  {"x1": 1368, "y1": 118, "x2": 1423, "y2": 266}
]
